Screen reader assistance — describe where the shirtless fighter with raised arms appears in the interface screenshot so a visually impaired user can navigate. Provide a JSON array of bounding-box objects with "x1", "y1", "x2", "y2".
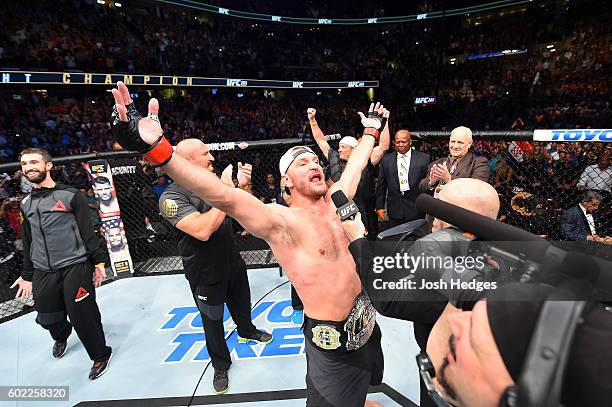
[{"x1": 110, "y1": 82, "x2": 385, "y2": 406}]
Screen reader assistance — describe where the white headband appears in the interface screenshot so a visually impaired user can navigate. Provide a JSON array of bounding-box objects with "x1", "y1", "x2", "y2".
[
  {"x1": 339, "y1": 136, "x2": 358, "y2": 149},
  {"x1": 279, "y1": 146, "x2": 316, "y2": 176}
]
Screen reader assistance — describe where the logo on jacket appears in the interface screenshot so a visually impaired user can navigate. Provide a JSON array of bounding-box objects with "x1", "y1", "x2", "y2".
[
  {"x1": 51, "y1": 200, "x2": 68, "y2": 212},
  {"x1": 75, "y1": 287, "x2": 90, "y2": 302}
]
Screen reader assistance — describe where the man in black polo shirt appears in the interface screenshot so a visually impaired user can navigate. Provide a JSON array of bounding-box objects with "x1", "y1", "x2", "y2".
[{"x1": 159, "y1": 139, "x2": 272, "y2": 395}]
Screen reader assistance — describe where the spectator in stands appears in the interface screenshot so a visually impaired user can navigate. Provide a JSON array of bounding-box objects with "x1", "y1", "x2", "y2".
[
  {"x1": 258, "y1": 173, "x2": 281, "y2": 204},
  {"x1": 553, "y1": 150, "x2": 582, "y2": 203},
  {"x1": 151, "y1": 175, "x2": 171, "y2": 199},
  {"x1": 491, "y1": 156, "x2": 513, "y2": 190},
  {"x1": 0, "y1": 172, "x2": 23, "y2": 196},
  {"x1": 545, "y1": 142, "x2": 561, "y2": 161},
  {"x1": 419, "y1": 126, "x2": 490, "y2": 195},
  {"x1": 0, "y1": 177, "x2": 10, "y2": 200},
  {"x1": 560, "y1": 190, "x2": 608, "y2": 242},
  {"x1": 577, "y1": 152, "x2": 611, "y2": 194},
  {"x1": 0, "y1": 201, "x2": 18, "y2": 286},
  {"x1": 2, "y1": 197, "x2": 22, "y2": 241},
  {"x1": 579, "y1": 147, "x2": 600, "y2": 168}
]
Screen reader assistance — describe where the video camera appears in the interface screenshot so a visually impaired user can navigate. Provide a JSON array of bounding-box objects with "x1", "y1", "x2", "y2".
[
  {"x1": 377, "y1": 194, "x2": 612, "y2": 303},
  {"x1": 382, "y1": 194, "x2": 612, "y2": 407}
]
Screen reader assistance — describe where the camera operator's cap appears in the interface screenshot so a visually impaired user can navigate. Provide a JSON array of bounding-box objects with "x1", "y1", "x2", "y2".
[
  {"x1": 279, "y1": 146, "x2": 316, "y2": 176},
  {"x1": 339, "y1": 136, "x2": 358, "y2": 149},
  {"x1": 486, "y1": 283, "x2": 612, "y2": 405}
]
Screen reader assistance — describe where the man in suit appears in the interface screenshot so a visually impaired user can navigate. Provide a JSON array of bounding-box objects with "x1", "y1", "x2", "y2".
[
  {"x1": 419, "y1": 126, "x2": 490, "y2": 196},
  {"x1": 560, "y1": 190, "x2": 610, "y2": 243},
  {"x1": 376, "y1": 130, "x2": 430, "y2": 228}
]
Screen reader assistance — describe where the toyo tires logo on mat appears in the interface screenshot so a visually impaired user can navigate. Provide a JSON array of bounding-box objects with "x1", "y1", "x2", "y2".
[{"x1": 159, "y1": 300, "x2": 304, "y2": 364}]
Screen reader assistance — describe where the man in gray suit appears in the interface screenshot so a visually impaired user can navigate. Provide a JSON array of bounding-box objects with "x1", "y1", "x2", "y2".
[{"x1": 419, "y1": 126, "x2": 489, "y2": 196}]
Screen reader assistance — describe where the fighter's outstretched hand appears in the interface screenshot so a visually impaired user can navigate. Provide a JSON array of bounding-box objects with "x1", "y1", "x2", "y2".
[
  {"x1": 111, "y1": 81, "x2": 161, "y2": 146},
  {"x1": 237, "y1": 162, "x2": 252, "y2": 188},
  {"x1": 110, "y1": 81, "x2": 173, "y2": 166},
  {"x1": 357, "y1": 102, "x2": 384, "y2": 130},
  {"x1": 10, "y1": 277, "x2": 32, "y2": 299},
  {"x1": 114, "y1": 81, "x2": 142, "y2": 122}
]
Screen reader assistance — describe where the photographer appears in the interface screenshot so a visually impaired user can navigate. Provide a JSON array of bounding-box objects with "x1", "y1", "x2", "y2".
[
  {"x1": 342, "y1": 179, "x2": 612, "y2": 407},
  {"x1": 425, "y1": 283, "x2": 612, "y2": 407},
  {"x1": 341, "y1": 178, "x2": 502, "y2": 407}
]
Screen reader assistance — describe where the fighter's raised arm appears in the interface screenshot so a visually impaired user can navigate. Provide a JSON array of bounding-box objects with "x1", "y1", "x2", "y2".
[
  {"x1": 369, "y1": 107, "x2": 390, "y2": 165},
  {"x1": 307, "y1": 108, "x2": 332, "y2": 159},
  {"x1": 330, "y1": 102, "x2": 385, "y2": 200},
  {"x1": 110, "y1": 82, "x2": 287, "y2": 242}
]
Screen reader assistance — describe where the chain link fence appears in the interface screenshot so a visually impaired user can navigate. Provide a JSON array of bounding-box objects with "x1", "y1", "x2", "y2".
[
  {"x1": 0, "y1": 139, "x2": 303, "y2": 321},
  {"x1": 1, "y1": 133, "x2": 610, "y2": 321},
  {"x1": 412, "y1": 132, "x2": 611, "y2": 240}
]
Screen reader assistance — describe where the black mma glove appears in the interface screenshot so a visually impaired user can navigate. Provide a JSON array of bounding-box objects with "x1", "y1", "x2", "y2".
[
  {"x1": 126, "y1": 101, "x2": 143, "y2": 122},
  {"x1": 110, "y1": 104, "x2": 173, "y2": 167},
  {"x1": 357, "y1": 103, "x2": 384, "y2": 141}
]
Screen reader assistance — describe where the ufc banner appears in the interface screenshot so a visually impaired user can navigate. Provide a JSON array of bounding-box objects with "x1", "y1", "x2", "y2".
[{"x1": 84, "y1": 160, "x2": 134, "y2": 276}]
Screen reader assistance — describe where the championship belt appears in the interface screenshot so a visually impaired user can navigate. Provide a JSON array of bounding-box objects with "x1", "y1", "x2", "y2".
[
  {"x1": 344, "y1": 291, "x2": 377, "y2": 351},
  {"x1": 311, "y1": 325, "x2": 342, "y2": 351},
  {"x1": 309, "y1": 292, "x2": 377, "y2": 352}
]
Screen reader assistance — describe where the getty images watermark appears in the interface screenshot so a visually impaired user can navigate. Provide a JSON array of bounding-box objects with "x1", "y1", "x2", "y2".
[
  {"x1": 370, "y1": 252, "x2": 498, "y2": 292},
  {"x1": 357, "y1": 240, "x2": 612, "y2": 303}
]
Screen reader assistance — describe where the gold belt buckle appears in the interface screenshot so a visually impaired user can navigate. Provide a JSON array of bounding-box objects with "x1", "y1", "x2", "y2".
[{"x1": 311, "y1": 325, "x2": 341, "y2": 350}]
